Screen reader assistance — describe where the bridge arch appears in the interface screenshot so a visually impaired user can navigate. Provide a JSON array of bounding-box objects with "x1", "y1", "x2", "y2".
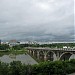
[
  {"x1": 59, "y1": 52, "x2": 73, "y2": 61},
  {"x1": 46, "y1": 51, "x2": 57, "y2": 61},
  {"x1": 39, "y1": 50, "x2": 44, "y2": 61}
]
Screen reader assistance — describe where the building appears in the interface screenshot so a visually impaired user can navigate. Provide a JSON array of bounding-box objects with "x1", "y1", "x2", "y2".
[
  {"x1": 9, "y1": 40, "x2": 20, "y2": 47},
  {"x1": 0, "y1": 40, "x2": 1, "y2": 44}
]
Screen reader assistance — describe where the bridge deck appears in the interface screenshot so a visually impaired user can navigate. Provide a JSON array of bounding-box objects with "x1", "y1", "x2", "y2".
[{"x1": 26, "y1": 47, "x2": 75, "y2": 52}]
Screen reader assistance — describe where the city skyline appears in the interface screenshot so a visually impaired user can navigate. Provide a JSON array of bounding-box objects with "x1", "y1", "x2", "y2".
[{"x1": 0, "y1": 0, "x2": 74, "y2": 42}]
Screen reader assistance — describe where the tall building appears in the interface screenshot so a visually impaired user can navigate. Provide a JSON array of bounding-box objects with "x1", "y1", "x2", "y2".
[
  {"x1": 9, "y1": 39, "x2": 20, "y2": 47},
  {"x1": 0, "y1": 40, "x2": 1, "y2": 44}
]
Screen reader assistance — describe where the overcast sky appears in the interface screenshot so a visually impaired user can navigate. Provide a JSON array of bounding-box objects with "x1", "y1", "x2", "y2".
[{"x1": 0, "y1": 0, "x2": 74, "y2": 42}]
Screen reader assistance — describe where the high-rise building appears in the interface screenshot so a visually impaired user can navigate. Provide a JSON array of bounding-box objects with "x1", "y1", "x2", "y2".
[
  {"x1": 0, "y1": 40, "x2": 1, "y2": 44},
  {"x1": 9, "y1": 39, "x2": 20, "y2": 47}
]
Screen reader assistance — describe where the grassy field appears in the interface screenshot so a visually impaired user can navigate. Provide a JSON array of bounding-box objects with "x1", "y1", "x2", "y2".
[{"x1": 0, "y1": 48, "x2": 28, "y2": 56}]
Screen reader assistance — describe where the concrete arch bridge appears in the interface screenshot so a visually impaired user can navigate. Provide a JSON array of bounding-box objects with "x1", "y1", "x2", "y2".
[{"x1": 26, "y1": 47, "x2": 75, "y2": 61}]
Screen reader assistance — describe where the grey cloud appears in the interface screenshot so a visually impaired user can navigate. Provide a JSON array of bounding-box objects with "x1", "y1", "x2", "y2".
[{"x1": 0, "y1": 0, "x2": 74, "y2": 42}]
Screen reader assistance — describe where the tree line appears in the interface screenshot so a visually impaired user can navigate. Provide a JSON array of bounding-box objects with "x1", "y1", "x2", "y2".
[
  {"x1": 0, "y1": 44, "x2": 9, "y2": 50},
  {"x1": 20, "y1": 43, "x2": 75, "y2": 48},
  {"x1": 0, "y1": 59, "x2": 75, "y2": 75},
  {"x1": 0, "y1": 43, "x2": 75, "y2": 50}
]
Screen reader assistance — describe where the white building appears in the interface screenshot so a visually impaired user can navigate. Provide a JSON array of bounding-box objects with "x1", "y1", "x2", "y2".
[{"x1": 9, "y1": 40, "x2": 20, "y2": 47}]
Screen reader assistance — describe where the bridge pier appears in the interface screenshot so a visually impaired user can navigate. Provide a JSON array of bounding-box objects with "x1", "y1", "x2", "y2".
[
  {"x1": 44, "y1": 54, "x2": 47, "y2": 61},
  {"x1": 37, "y1": 51, "x2": 40, "y2": 60},
  {"x1": 56, "y1": 52, "x2": 60, "y2": 60},
  {"x1": 32, "y1": 51, "x2": 36, "y2": 56},
  {"x1": 34, "y1": 50, "x2": 37, "y2": 58}
]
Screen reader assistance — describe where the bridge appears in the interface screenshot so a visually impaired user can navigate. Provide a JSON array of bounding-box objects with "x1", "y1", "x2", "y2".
[{"x1": 26, "y1": 47, "x2": 75, "y2": 61}]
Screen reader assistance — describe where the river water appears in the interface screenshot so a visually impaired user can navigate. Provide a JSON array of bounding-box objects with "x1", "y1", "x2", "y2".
[
  {"x1": 0, "y1": 54, "x2": 38, "y2": 65},
  {"x1": 0, "y1": 53, "x2": 75, "y2": 65}
]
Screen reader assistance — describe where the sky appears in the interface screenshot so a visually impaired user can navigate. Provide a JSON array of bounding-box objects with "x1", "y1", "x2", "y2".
[{"x1": 0, "y1": 0, "x2": 74, "y2": 42}]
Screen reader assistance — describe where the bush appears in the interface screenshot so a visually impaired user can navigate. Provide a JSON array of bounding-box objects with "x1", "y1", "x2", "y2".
[{"x1": 0, "y1": 59, "x2": 75, "y2": 75}]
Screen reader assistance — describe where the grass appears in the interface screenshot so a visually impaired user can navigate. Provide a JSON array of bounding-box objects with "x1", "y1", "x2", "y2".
[
  {"x1": 0, "y1": 51, "x2": 10, "y2": 57},
  {"x1": 0, "y1": 48, "x2": 28, "y2": 56},
  {"x1": 11, "y1": 49, "x2": 27, "y2": 55}
]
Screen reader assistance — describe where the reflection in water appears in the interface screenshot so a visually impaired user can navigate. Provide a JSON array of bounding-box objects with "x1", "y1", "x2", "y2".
[
  {"x1": 9, "y1": 54, "x2": 16, "y2": 59},
  {"x1": 0, "y1": 54, "x2": 38, "y2": 65},
  {"x1": 69, "y1": 54, "x2": 75, "y2": 60}
]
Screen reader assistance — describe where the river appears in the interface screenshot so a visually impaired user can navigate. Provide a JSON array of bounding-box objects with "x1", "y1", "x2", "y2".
[{"x1": 0, "y1": 54, "x2": 38, "y2": 65}]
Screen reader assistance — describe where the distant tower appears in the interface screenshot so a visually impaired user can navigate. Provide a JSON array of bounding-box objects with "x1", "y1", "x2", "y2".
[{"x1": 0, "y1": 39, "x2": 1, "y2": 44}]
